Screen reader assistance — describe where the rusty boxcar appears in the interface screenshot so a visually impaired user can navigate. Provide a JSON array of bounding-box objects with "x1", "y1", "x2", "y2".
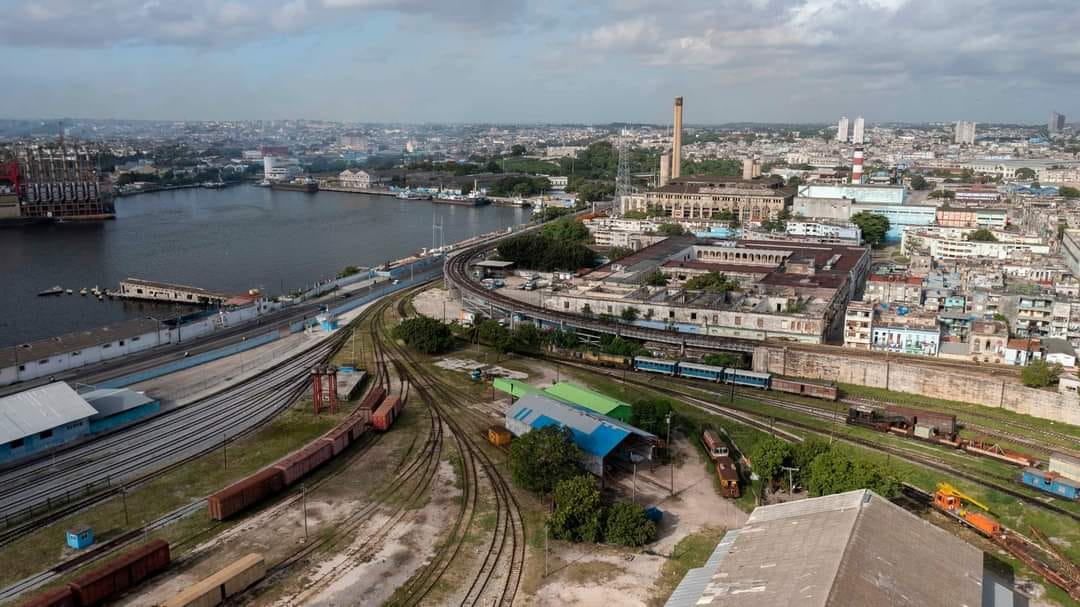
[
  {"x1": 160, "y1": 553, "x2": 266, "y2": 607},
  {"x1": 274, "y1": 441, "x2": 334, "y2": 487},
  {"x1": 69, "y1": 540, "x2": 170, "y2": 606},
  {"x1": 207, "y1": 467, "x2": 285, "y2": 521},
  {"x1": 19, "y1": 586, "x2": 77, "y2": 607},
  {"x1": 372, "y1": 395, "x2": 403, "y2": 432}
]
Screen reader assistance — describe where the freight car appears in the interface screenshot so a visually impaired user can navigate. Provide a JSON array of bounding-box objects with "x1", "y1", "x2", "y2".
[
  {"x1": 274, "y1": 441, "x2": 335, "y2": 487},
  {"x1": 357, "y1": 386, "x2": 387, "y2": 413},
  {"x1": 883, "y1": 405, "x2": 957, "y2": 438},
  {"x1": 208, "y1": 467, "x2": 285, "y2": 521},
  {"x1": 160, "y1": 553, "x2": 266, "y2": 607},
  {"x1": 372, "y1": 395, "x2": 403, "y2": 431},
  {"x1": 68, "y1": 540, "x2": 170, "y2": 607},
  {"x1": 715, "y1": 456, "x2": 741, "y2": 498},
  {"x1": 582, "y1": 351, "x2": 632, "y2": 368},
  {"x1": 771, "y1": 376, "x2": 839, "y2": 400},
  {"x1": 20, "y1": 586, "x2": 77, "y2": 607},
  {"x1": 1021, "y1": 469, "x2": 1080, "y2": 500}
]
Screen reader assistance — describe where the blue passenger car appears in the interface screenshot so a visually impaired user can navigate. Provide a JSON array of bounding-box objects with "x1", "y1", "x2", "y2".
[
  {"x1": 677, "y1": 362, "x2": 725, "y2": 382},
  {"x1": 725, "y1": 369, "x2": 771, "y2": 389},
  {"x1": 1022, "y1": 468, "x2": 1080, "y2": 500},
  {"x1": 634, "y1": 357, "x2": 677, "y2": 375}
]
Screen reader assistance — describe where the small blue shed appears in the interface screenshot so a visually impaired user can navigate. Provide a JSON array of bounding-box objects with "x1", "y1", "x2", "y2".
[{"x1": 66, "y1": 525, "x2": 94, "y2": 550}]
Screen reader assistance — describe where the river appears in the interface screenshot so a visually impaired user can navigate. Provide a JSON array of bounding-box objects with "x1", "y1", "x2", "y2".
[{"x1": 0, "y1": 185, "x2": 530, "y2": 346}]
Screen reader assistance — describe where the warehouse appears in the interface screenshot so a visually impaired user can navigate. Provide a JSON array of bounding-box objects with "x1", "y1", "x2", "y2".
[
  {"x1": 505, "y1": 394, "x2": 655, "y2": 477},
  {"x1": 0, "y1": 383, "x2": 98, "y2": 464},
  {"x1": 542, "y1": 381, "x2": 632, "y2": 423},
  {"x1": 664, "y1": 489, "x2": 990, "y2": 607},
  {"x1": 81, "y1": 388, "x2": 161, "y2": 434}
]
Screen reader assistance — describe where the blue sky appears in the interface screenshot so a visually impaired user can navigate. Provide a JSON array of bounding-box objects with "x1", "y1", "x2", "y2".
[{"x1": 1, "y1": 0, "x2": 1077, "y2": 124}]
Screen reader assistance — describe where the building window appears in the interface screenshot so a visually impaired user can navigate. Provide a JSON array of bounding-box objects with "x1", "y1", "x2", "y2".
[
  {"x1": 669, "y1": 310, "x2": 675, "y2": 319},
  {"x1": 39, "y1": 429, "x2": 53, "y2": 440},
  {"x1": 103, "y1": 343, "x2": 111, "y2": 349},
  {"x1": 72, "y1": 350, "x2": 80, "y2": 356},
  {"x1": 119, "y1": 340, "x2": 125, "y2": 346},
  {"x1": 690, "y1": 313, "x2": 697, "y2": 321},
  {"x1": 10, "y1": 438, "x2": 24, "y2": 449},
  {"x1": 132, "y1": 336, "x2": 140, "y2": 342},
  {"x1": 18, "y1": 365, "x2": 25, "y2": 372},
  {"x1": 39, "y1": 359, "x2": 49, "y2": 365},
  {"x1": 563, "y1": 301, "x2": 569, "y2": 309}
]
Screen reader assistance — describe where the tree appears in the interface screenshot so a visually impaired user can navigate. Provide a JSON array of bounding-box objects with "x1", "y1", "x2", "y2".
[
  {"x1": 749, "y1": 436, "x2": 793, "y2": 483},
  {"x1": 760, "y1": 207, "x2": 792, "y2": 232},
  {"x1": 485, "y1": 160, "x2": 503, "y2": 174},
  {"x1": 476, "y1": 319, "x2": 513, "y2": 353},
  {"x1": 541, "y1": 216, "x2": 590, "y2": 243},
  {"x1": 929, "y1": 190, "x2": 956, "y2": 199},
  {"x1": 1021, "y1": 358, "x2": 1062, "y2": 388},
  {"x1": 392, "y1": 316, "x2": 455, "y2": 354},
  {"x1": 599, "y1": 334, "x2": 645, "y2": 357},
  {"x1": 508, "y1": 425, "x2": 581, "y2": 494},
  {"x1": 792, "y1": 437, "x2": 831, "y2": 473},
  {"x1": 850, "y1": 211, "x2": 890, "y2": 247},
  {"x1": 657, "y1": 223, "x2": 685, "y2": 236},
  {"x1": 909, "y1": 174, "x2": 929, "y2": 190},
  {"x1": 702, "y1": 353, "x2": 746, "y2": 369},
  {"x1": 608, "y1": 246, "x2": 633, "y2": 261},
  {"x1": 496, "y1": 233, "x2": 595, "y2": 272},
  {"x1": 804, "y1": 446, "x2": 899, "y2": 498},
  {"x1": 604, "y1": 502, "x2": 656, "y2": 546},
  {"x1": 1015, "y1": 167, "x2": 1036, "y2": 181},
  {"x1": 685, "y1": 271, "x2": 739, "y2": 294},
  {"x1": 786, "y1": 176, "x2": 803, "y2": 189},
  {"x1": 620, "y1": 307, "x2": 640, "y2": 323},
  {"x1": 510, "y1": 144, "x2": 527, "y2": 157},
  {"x1": 630, "y1": 399, "x2": 673, "y2": 437},
  {"x1": 712, "y1": 209, "x2": 736, "y2": 222},
  {"x1": 1059, "y1": 186, "x2": 1080, "y2": 199},
  {"x1": 966, "y1": 228, "x2": 997, "y2": 242},
  {"x1": 511, "y1": 323, "x2": 542, "y2": 352},
  {"x1": 338, "y1": 265, "x2": 362, "y2": 278},
  {"x1": 550, "y1": 475, "x2": 604, "y2": 543},
  {"x1": 621, "y1": 210, "x2": 648, "y2": 220},
  {"x1": 644, "y1": 271, "x2": 669, "y2": 286}
]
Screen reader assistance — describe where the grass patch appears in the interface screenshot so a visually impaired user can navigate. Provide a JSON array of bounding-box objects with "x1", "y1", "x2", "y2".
[
  {"x1": 564, "y1": 560, "x2": 624, "y2": 586},
  {"x1": 649, "y1": 526, "x2": 727, "y2": 606}
]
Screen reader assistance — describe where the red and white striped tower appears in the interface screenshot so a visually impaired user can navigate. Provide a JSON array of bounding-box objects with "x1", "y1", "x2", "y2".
[{"x1": 851, "y1": 146, "x2": 864, "y2": 184}]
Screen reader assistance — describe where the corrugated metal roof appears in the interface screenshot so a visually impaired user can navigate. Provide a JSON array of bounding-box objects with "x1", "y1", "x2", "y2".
[
  {"x1": 0, "y1": 383, "x2": 98, "y2": 444},
  {"x1": 506, "y1": 394, "x2": 654, "y2": 458},
  {"x1": 81, "y1": 388, "x2": 156, "y2": 421},
  {"x1": 664, "y1": 530, "x2": 739, "y2": 607},
  {"x1": 543, "y1": 381, "x2": 630, "y2": 416},
  {"x1": 679, "y1": 490, "x2": 982, "y2": 607}
]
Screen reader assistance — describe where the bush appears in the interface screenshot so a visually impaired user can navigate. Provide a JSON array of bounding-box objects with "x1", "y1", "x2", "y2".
[
  {"x1": 1021, "y1": 358, "x2": 1062, "y2": 388},
  {"x1": 496, "y1": 233, "x2": 596, "y2": 272},
  {"x1": 392, "y1": 316, "x2": 454, "y2": 354},
  {"x1": 749, "y1": 436, "x2": 792, "y2": 483},
  {"x1": 604, "y1": 502, "x2": 656, "y2": 546},
  {"x1": 630, "y1": 399, "x2": 673, "y2": 437},
  {"x1": 551, "y1": 475, "x2": 604, "y2": 543},
  {"x1": 804, "y1": 446, "x2": 899, "y2": 498},
  {"x1": 509, "y1": 425, "x2": 581, "y2": 494},
  {"x1": 702, "y1": 353, "x2": 746, "y2": 369}
]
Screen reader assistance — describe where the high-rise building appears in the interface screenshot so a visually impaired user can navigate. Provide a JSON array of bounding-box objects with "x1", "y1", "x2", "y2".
[
  {"x1": 836, "y1": 116, "x2": 849, "y2": 142},
  {"x1": 1049, "y1": 111, "x2": 1066, "y2": 133},
  {"x1": 852, "y1": 116, "x2": 865, "y2": 144},
  {"x1": 954, "y1": 121, "x2": 976, "y2": 145}
]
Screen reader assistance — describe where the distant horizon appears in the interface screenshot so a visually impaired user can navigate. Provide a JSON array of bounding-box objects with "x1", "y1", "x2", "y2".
[{"x1": 1, "y1": 1, "x2": 1077, "y2": 125}]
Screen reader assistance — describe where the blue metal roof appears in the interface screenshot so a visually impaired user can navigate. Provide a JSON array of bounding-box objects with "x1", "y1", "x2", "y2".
[{"x1": 507, "y1": 394, "x2": 655, "y2": 458}]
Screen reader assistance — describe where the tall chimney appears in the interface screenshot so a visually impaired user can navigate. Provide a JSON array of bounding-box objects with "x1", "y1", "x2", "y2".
[
  {"x1": 672, "y1": 97, "x2": 683, "y2": 179},
  {"x1": 659, "y1": 150, "x2": 671, "y2": 187},
  {"x1": 851, "y1": 147, "x2": 864, "y2": 184},
  {"x1": 742, "y1": 159, "x2": 755, "y2": 180}
]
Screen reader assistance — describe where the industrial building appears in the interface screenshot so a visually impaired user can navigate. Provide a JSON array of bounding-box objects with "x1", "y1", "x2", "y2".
[
  {"x1": 0, "y1": 383, "x2": 159, "y2": 464},
  {"x1": 117, "y1": 278, "x2": 228, "y2": 305},
  {"x1": 664, "y1": 489, "x2": 990, "y2": 607},
  {"x1": 0, "y1": 318, "x2": 164, "y2": 386},
  {"x1": 623, "y1": 169, "x2": 793, "y2": 223},
  {"x1": 3, "y1": 146, "x2": 115, "y2": 221},
  {"x1": 494, "y1": 379, "x2": 633, "y2": 422},
  {"x1": 505, "y1": 393, "x2": 655, "y2": 477},
  {"x1": 545, "y1": 237, "x2": 870, "y2": 343}
]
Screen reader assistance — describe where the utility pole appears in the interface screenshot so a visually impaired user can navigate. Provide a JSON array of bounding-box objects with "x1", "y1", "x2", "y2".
[
  {"x1": 632, "y1": 462, "x2": 638, "y2": 504},
  {"x1": 302, "y1": 484, "x2": 309, "y2": 542},
  {"x1": 544, "y1": 524, "x2": 549, "y2": 578},
  {"x1": 666, "y1": 412, "x2": 674, "y2": 496}
]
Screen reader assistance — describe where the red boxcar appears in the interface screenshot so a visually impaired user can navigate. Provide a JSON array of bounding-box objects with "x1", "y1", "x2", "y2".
[
  {"x1": 358, "y1": 386, "x2": 387, "y2": 412},
  {"x1": 69, "y1": 540, "x2": 170, "y2": 606},
  {"x1": 320, "y1": 424, "x2": 352, "y2": 456},
  {"x1": 372, "y1": 395, "x2": 402, "y2": 432},
  {"x1": 208, "y1": 467, "x2": 285, "y2": 521},
  {"x1": 273, "y1": 441, "x2": 334, "y2": 487},
  {"x1": 20, "y1": 586, "x2": 77, "y2": 607},
  {"x1": 715, "y1": 456, "x2": 740, "y2": 498},
  {"x1": 771, "y1": 377, "x2": 838, "y2": 401},
  {"x1": 884, "y1": 405, "x2": 956, "y2": 436},
  {"x1": 345, "y1": 412, "x2": 369, "y2": 442}
]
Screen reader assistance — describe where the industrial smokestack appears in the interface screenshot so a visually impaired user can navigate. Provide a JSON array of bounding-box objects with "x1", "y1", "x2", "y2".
[
  {"x1": 672, "y1": 97, "x2": 683, "y2": 179},
  {"x1": 659, "y1": 150, "x2": 671, "y2": 187},
  {"x1": 742, "y1": 159, "x2": 755, "y2": 180},
  {"x1": 851, "y1": 147, "x2": 864, "y2": 184}
]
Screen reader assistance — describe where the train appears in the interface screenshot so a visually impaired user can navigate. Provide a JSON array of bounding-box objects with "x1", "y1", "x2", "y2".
[
  {"x1": 160, "y1": 553, "x2": 266, "y2": 607},
  {"x1": 208, "y1": 385, "x2": 396, "y2": 521},
  {"x1": 846, "y1": 405, "x2": 1040, "y2": 468},
  {"x1": 1021, "y1": 468, "x2": 1080, "y2": 501},
  {"x1": 701, "y1": 430, "x2": 740, "y2": 498},
  {"x1": 23, "y1": 540, "x2": 170, "y2": 607},
  {"x1": 633, "y1": 356, "x2": 839, "y2": 401}
]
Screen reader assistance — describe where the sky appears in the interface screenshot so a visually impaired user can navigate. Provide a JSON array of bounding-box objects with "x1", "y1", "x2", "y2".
[{"x1": 1, "y1": 0, "x2": 1077, "y2": 124}]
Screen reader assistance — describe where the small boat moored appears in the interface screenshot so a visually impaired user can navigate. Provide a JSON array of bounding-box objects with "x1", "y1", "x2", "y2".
[{"x1": 38, "y1": 286, "x2": 64, "y2": 297}]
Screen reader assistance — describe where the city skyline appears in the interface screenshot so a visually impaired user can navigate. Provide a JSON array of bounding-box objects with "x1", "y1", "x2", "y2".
[{"x1": 1, "y1": 0, "x2": 1078, "y2": 124}]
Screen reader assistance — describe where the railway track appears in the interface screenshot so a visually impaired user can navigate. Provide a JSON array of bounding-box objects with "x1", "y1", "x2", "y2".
[{"x1": 549, "y1": 358, "x2": 1080, "y2": 525}]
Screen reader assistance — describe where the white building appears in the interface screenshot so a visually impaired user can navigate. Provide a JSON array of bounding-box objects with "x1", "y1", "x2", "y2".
[
  {"x1": 263, "y1": 155, "x2": 301, "y2": 182},
  {"x1": 954, "y1": 121, "x2": 976, "y2": 145},
  {"x1": 785, "y1": 221, "x2": 862, "y2": 244},
  {"x1": 836, "y1": 116, "x2": 849, "y2": 142},
  {"x1": 338, "y1": 169, "x2": 386, "y2": 189},
  {"x1": 852, "y1": 116, "x2": 865, "y2": 144},
  {"x1": 902, "y1": 227, "x2": 1051, "y2": 261}
]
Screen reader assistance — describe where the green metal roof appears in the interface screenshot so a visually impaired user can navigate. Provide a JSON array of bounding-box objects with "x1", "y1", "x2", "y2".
[
  {"x1": 542, "y1": 381, "x2": 632, "y2": 422},
  {"x1": 492, "y1": 377, "x2": 542, "y2": 399}
]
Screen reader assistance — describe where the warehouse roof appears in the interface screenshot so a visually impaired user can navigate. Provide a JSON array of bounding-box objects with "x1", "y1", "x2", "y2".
[
  {"x1": 665, "y1": 530, "x2": 739, "y2": 607},
  {"x1": 683, "y1": 489, "x2": 983, "y2": 607},
  {"x1": 542, "y1": 381, "x2": 630, "y2": 417},
  {"x1": 507, "y1": 394, "x2": 654, "y2": 458},
  {"x1": 81, "y1": 388, "x2": 157, "y2": 421},
  {"x1": 0, "y1": 317, "x2": 162, "y2": 367},
  {"x1": 0, "y1": 383, "x2": 98, "y2": 445}
]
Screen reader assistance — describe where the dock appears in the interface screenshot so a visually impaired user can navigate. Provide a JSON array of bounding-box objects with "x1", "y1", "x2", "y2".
[{"x1": 116, "y1": 278, "x2": 228, "y2": 306}]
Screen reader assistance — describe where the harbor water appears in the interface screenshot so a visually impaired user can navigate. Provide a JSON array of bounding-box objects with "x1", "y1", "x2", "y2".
[{"x1": 0, "y1": 185, "x2": 530, "y2": 346}]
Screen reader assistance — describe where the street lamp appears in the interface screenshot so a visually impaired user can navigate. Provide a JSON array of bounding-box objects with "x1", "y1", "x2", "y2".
[{"x1": 666, "y1": 412, "x2": 673, "y2": 496}]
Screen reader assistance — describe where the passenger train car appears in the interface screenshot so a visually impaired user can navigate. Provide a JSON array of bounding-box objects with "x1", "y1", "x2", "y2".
[{"x1": 632, "y1": 356, "x2": 837, "y2": 400}]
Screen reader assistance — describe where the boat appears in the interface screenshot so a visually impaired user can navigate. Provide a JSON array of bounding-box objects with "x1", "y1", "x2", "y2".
[
  {"x1": 65, "y1": 289, "x2": 73, "y2": 294},
  {"x1": 396, "y1": 190, "x2": 432, "y2": 201},
  {"x1": 270, "y1": 177, "x2": 319, "y2": 193},
  {"x1": 201, "y1": 181, "x2": 227, "y2": 189},
  {"x1": 38, "y1": 286, "x2": 63, "y2": 296},
  {"x1": 80, "y1": 288, "x2": 88, "y2": 296}
]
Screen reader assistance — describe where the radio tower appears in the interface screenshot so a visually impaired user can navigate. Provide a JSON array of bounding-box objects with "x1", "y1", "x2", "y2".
[{"x1": 615, "y1": 128, "x2": 632, "y2": 216}]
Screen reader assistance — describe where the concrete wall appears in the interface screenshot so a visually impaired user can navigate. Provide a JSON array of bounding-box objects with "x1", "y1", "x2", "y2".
[{"x1": 753, "y1": 345, "x2": 1080, "y2": 426}]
